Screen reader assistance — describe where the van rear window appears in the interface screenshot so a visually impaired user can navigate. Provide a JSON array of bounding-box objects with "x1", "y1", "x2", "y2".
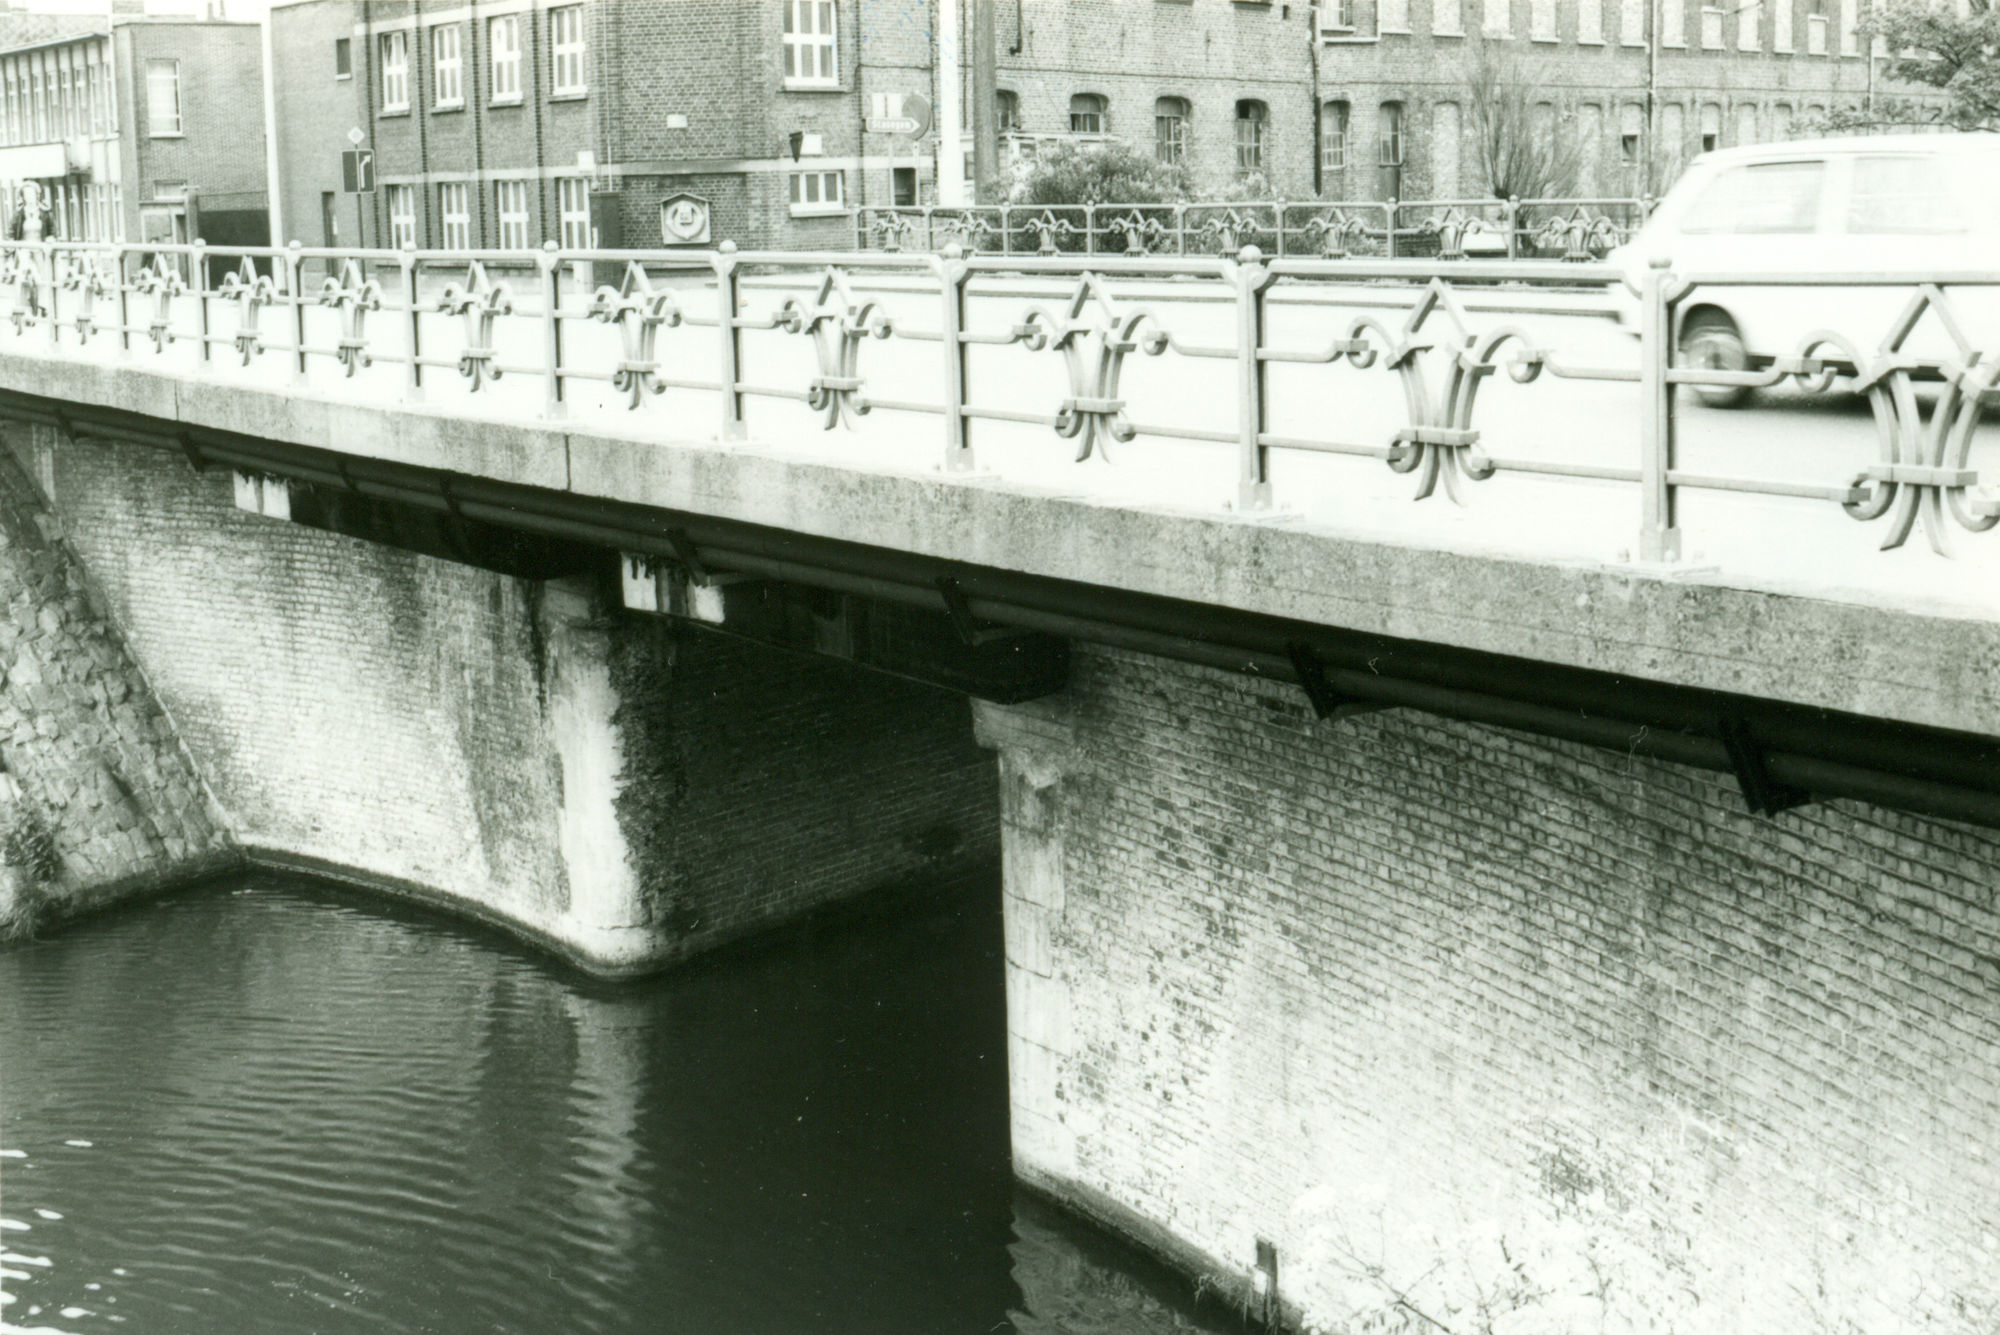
[
  {"x1": 1847, "y1": 155, "x2": 1968, "y2": 234},
  {"x1": 1679, "y1": 160, "x2": 1825, "y2": 235}
]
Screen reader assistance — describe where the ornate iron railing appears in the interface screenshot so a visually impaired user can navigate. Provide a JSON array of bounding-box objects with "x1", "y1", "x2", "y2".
[
  {"x1": 0, "y1": 238, "x2": 1994, "y2": 571},
  {"x1": 857, "y1": 197, "x2": 1652, "y2": 260}
]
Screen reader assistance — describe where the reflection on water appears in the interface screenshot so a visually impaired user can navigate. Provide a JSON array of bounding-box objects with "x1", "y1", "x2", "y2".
[{"x1": 0, "y1": 873, "x2": 1228, "y2": 1334}]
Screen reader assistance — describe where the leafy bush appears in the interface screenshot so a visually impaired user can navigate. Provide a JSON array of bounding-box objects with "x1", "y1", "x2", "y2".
[{"x1": 1013, "y1": 139, "x2": 1188, "y2": 206}]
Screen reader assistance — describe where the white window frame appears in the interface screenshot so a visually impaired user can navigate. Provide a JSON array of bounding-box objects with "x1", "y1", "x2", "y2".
[
  {"x1": 380, "y1": 30, "x2": 409, "y2": 112},
  {"x1": 1483, "y1": 0, "x2": 1510, "y2": 36},
  {"x1": 1378, "y1": 103, "x2": 1405, "y2": 167},
  {"x1": 1578, "y1": 0, "x2": 1604, "y2": 41},
  {"x1": 1434, "y1": 0, "x2": 1465, "y2": 33},
  {"x1": 1662, "y1": 0, "x2": 1687, "y2": 45},
  {"x1": 1235, "y1": 102, "x2": 1267, "y2": 174},
  {"x1": 145, "y1": 59, "x2": 180, "y2": 137},
  {"x1": 1380, "y1": 0, "x2": 1411, "y2": 32},
  {"x1": 489, "y1": 15, "x2": 522, "y2": 104},
  {"x1": 782, "y1": 0, "x2": 839, "y2": 88},
  {"x1": 1531, "y1": 0, "x2": 1557, "y2": 39},
  {"x1": 387, "y1": 183, "x2": 417, "y2": 250},
  {"x1": 1321, "y1": 101, "x2": 1349, "y2": 172},
  {"x1": 432, "y1": 24, "x2": 463, "y2": 109},
  {"x1": 1838, "y1": 0, "x2": 1858, "y2": 54},
  {"x1": 1070, "y1": 93, "x2": 1107, "y2": 135},
  {"x1": 1774, "y1": 0, "x2": 1793, "y2": 49},
  {"x1": 1807, "y1": 0, "x2": 1828, "y2": 53},
  {"x1": 495, "y1": 180, "x2": 530, "y2": 249},
  {"x1": 550, "y1": 6, "x2": 587, "y2": 96},
  {"x1": 1320, "y1": 0, "x2": 1354, "y2": 32},
  {"x1": 1701, "y1": 3, "x2": 1726, "y2": 46},
  {"x1": 335, "y1": 36, "x2": 351, "y2": 80},
  {"x1": 1154, "y1": 97, "x2": 1188, "y2": 165},
  {"x1": 788, "y1": 168, "x2": 845, "y2": 217},
  {"x1": 558, "y1": 176, "x2": 593, "y2": 247},
  {"x1": 439, "y1": 181, "x2": 471, "y2": 250}
]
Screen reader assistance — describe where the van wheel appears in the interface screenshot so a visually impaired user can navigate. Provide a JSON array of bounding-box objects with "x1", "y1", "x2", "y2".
[{"x1": 1680, "y1": 313, "x2": 1751, "y2": 409}]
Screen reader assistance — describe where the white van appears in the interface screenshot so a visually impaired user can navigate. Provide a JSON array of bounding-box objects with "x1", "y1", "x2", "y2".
[{"x1": 1606, "y1": 133, "x2": 2000, "y2": 406}]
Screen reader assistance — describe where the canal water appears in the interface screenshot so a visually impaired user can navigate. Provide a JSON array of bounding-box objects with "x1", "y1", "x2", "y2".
[{"x1": 0, "y1": 872, "x2": 1231, "y2": 1335}]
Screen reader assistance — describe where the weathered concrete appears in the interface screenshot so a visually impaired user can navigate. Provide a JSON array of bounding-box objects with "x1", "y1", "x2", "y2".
[
  {"x1": 0, "y1": 350, "x2": 1991, "y2": 739},
  {"x1": 977, "y1": 648, "x2": 2000, "y2": 1335},
  {"x1": 0, "y1": 444, "x2": 234, "y2": 936},
  {"x1": 28, "y1": 424, "x2": 999, "y2": 974}
]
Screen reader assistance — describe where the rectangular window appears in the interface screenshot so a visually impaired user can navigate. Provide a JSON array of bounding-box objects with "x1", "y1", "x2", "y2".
[
  {"x1": 1484, "y1": 0, "x2": 1510, "y2": 35},
  {"x1": 1155, "y1": 101, "x2": 1188, "y2": 164},
  {"x1": 335, "y1": 37, "x2": 351, "y2": 79},
  {"x1": 1807, "y1": 0, "x2": 1827, "y2": 53},
  {"x1": 387, "y1": 184, "x2": 416, "y2": 250},
  {"x1": 145, "y1": 59, "x2": 180, "y2": 136},
  {"x1": 1381, "y1": 0, "x2": 1410, "y2": 31},
  {"x1": 1235, "y1": 105, "x2": 1266, "y2": 173},
  {"x1": 1839, "y1": 0, "x2": 1858, "y2": 53},
  {"x1": 432, "y1": 24, "x2": 462, "y2": 108},
  {"x1": 787, "y1": 168, "x2": 845, "y2": 215},
  {"x1": 1662, "y1": 0, "x2": 1686, "y2": 44},
  {"x1": 1579, "y1": 0, "x2": 1603, "y2": 41},
  {"x1": 782, "y1": 0, "x2": 839, "y2": 87},
  {"x1": 550, "y1": 6, "x2": 586, "y2": 95},
  {"x1": 1739, "y1": 0, "x2": 1760, "y2": 47},
  {"x1": 439, "y1": 181, "x2": 470, "y2": 249},
  {"x1": 1320, "y1": 0, "x2": 1353, "y2": 30},
  {"x1": 1378, "y1": 102, "x2": 1404, "y2": 165},
  {"x1": 1434, "y1": 0, "x2": 1464, "y2": 33},
  {"x1": 1531, "y1": 0, "x2": 1556, "y2": 37},
  {"x1": 495, "y1": 180, "x2": 531, "y2": 248},
  {"x1": 558, "y1": 176, "x2": 593, "y2": 245},
  {"x1": 380, "y1": 30, "x2": 409, "y2": 111},
  {"x1": 1321, "y1": 101, "x2": 1349, "y2": 171},
  {"x1": 1702, "y1": 4, "x2": 1725, "y2": 46},
  {"x1": 489, "y1": 15, "x2": 522, "y2": 103},
  {"x1": 1775, "y1": 0, "x2": 1793, "y2": 48}
]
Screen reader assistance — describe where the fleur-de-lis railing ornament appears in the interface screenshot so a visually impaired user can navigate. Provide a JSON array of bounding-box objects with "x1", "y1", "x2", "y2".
[
  {"x1": 1300, "y1": 209, "x2": 1373, "y2": 259},
  {"x1": 1012, "y1": 273, "x2": 1171, "y2": 462},
  {"x1": 1106, "y1": 211, "x2": 1171, "y2": 256},
  {"x1": 1530, "y1": 207, "x2": 1621, "y2": 262},
  {"x1": 317, "y1": 258, "x2": 382, "y2": 376},
  {"x1": 778, "y1": 266, "x2": 893, "y2": 430},
  {"x1": 588, "y1": 261, "x2": 682, "y2": 410},
  {"x1": 933, "y1": 210, "x2": 1000, "y2": 253},
  {"x1": 1024, "y1": 209, "x2": 1083, "y2": 255},
  {"x1": 1809, "y1": 286, "x2": 2000, "y2": 554},
  {"x1": 55, "y1": 251, "x2": 113, "y2": 343},
  {"x1": 1414, "y1": 208, "x2": 1482, "y2": 261},
  {"x1": 1195, "y1": 209, "x2": 1259, "y2": 254},
  {"x1": 217, "y1": 256, "x2": 279, "y2": 365},
  {"x1": 869, "y1": 211, "x2": 922, "y2": 253},
  {"x1": 434, "y1": 261, "x2": 512, "y2": 391},
  {"x1": 132, "y1": 254, "x2": 187, "y2": 351}
]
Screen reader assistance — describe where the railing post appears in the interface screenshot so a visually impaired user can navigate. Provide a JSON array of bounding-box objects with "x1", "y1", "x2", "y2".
[
  {"x1": 540, "y1": 241, "x2": 564, "y2": 419},
  {"x1": 191, "y1": 240, "x2": 209, "y2": 363},
  {"x1": 1085, "y1": 203, "x2": 1097, "y2": 255},
  {"x1": 116, "y1": 247, "x2": 130, "y2": 355},
  {"x1": 1000, "y1": 204, "x2": 1013, "y2": 256},
  {"x1": 1274, "y1": 200, "x2": 1287, "y2": 258},
  {"x1": 1175, "y1": 201, "x2": 1187, "y2": 255},
  {"x1": 1505, "y1": 195, "x2": 1521, "y2": 259},
  {"x1": 715, "y1": 240, "x2": 746, "y2": 441},
  {"x1": 43, "y1": 243, "x2": 58, "y2": 348},
  {"x1": 938, "y1": 244, "x2": 974, "y2": 473},
  {"x1": 287, "y1": 241, "x2": 308, "y2": 385},
  {"x1": 403, "y1": 246, "x2": 424, "y2": 401},
  {"x1": 1234, "y1": 245, "x2": 1274, "y2": 512},
  {"x1": 1638, "y1": 256, "x2": 1680, "y2": 562},
  {"x1": 1384, "y1": 198, "x2": 1398, "y2": 258}
]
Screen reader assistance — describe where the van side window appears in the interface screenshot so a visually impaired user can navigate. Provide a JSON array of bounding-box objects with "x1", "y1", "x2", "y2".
[
  {"x1": 1847, "y1": 155, "x2": 1967, "y2": 234},
  {"x1": 1679, "y1": 160, "x2": 1824, "y2": 234}
]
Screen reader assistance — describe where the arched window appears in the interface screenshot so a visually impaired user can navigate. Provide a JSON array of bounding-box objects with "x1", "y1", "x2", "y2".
[
  {"x1": 1155, "y1": 96, "x2": 1190, "y2": 165},
  {"x1": 996, "y1": 88, "x2": 1019, "y2": 133},
  {"x1": 1320, "y1": 99, "x2": 1350, "y2": 173},
  {"x1": 1700, "y1": 102, "x2": 1722, "y2": 152},
  {"x1": 1235, "y1": 99, "x2": 1267, "y2": 173},
  {"x1": 1070, "y1": 92, "x2": 1106, "y2": 135},
  {"x1": 1377, "y1": 100, "x2": 1404, "y2": 166}
]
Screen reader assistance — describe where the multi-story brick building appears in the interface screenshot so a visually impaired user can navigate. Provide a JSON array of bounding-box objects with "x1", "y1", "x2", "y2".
[
  {"x1": 0, "y1": 4, "x2": 266, "y2": 246},
  {"x1": 266, "y1": 0, "x2": 1931, "y2": 254}
]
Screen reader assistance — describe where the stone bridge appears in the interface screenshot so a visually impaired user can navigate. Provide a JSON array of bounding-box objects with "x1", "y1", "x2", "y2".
[{"x1": 0, "y1": 239, "x2": 1996, "y2": 1334}]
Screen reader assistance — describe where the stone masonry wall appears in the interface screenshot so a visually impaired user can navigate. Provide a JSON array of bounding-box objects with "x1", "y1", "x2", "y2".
[
  {"x1": 0, "y1": 448, "x2": 232, "y2": 937},
  {"x1": 979, "y1": 644, "x2": 2000, "y2": 1335},
  {"x1": 34, "y1": 426, "x2": 997, "y2": 974}
]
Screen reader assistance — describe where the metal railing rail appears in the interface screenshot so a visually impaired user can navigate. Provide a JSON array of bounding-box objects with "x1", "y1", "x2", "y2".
[
  {"x1": 856, "y1": 196, "x2": 1655, "y2": 260},
  {"x1": 0, "y1": 238, "x2": 1993, "y2": 567}
]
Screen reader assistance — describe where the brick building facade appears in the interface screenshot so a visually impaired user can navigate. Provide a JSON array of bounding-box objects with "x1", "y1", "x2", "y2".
[
  {"x1": 265, "y1": 0, "x2": 1931, "y2": 249},
  {"x1": 0, "y1": 13, "x2": 265, "y2": 246}
]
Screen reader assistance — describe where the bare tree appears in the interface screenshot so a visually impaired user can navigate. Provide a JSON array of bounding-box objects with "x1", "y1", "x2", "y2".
[{"x1": 1463, "y1": 37, "x2": 1585, "y2": 200}]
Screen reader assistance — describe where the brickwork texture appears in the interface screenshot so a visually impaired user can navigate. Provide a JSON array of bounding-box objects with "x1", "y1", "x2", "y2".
[
  {"x1": 984, "y1": 643, "x2": 2000, "y2": 1335},
  {"x1": 38, "y1": 428, "x2": 997, "y2": 973},
  {"x1": 0, "y1": 444, "x2": 232, "y2": 937}
]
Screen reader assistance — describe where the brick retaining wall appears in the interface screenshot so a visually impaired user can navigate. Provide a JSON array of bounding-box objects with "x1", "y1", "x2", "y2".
[{"x1": 980, "y1": 644, "x2": 2000, "y2": 1334}]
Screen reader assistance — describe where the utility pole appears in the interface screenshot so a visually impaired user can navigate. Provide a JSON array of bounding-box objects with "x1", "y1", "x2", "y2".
[
  {"x1": 936, "y1": 0, "x2": 966, "y2": 205},
  {"x1": 971, "y1": 0, "x2": 998, "y2": 203}
]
